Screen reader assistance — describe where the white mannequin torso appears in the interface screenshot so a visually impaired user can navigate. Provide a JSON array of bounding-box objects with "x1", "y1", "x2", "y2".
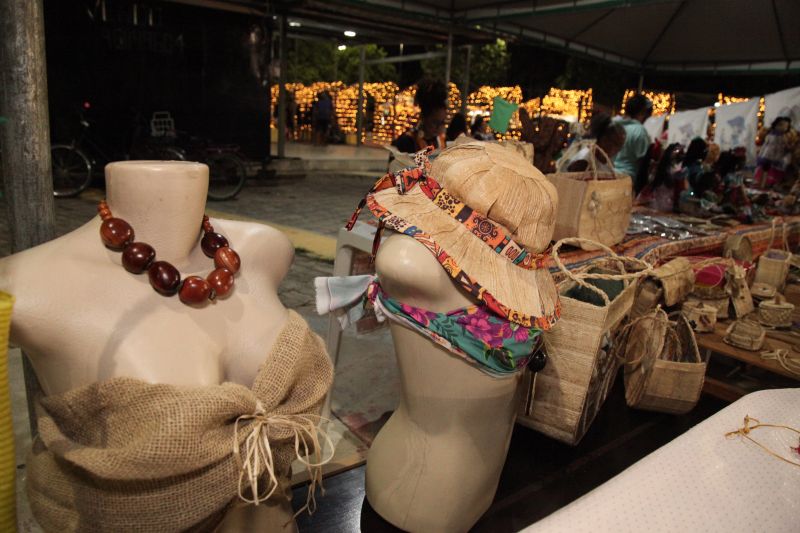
[
  {"x1": 0, "y1": 161, "x2": 297, "y2": 530},
  {"x1": 366, "y1": 233, "x2": 521, "y2": 533}
]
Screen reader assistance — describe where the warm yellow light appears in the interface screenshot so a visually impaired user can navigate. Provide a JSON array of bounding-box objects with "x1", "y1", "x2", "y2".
[{"x1": 622, "y1": 89, "x2": 674, "y2": 116}]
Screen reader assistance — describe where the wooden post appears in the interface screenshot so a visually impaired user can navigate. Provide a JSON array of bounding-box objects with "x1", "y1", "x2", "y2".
[
  {"x1": 445, "y1": 32, "x2": 453, "y2": 86},
  {"x1": 277, "y1": 14, "x2": 287, "y2": 158},
  {"x1": 356, "y1": 45, "x2": 365, "y2": 146},
  {"x1": 461, "y1": 44, "x2": 471, "y2": 114},
  {"x1": 0, "y1": 0, "x2": 55, "y2": 436}
]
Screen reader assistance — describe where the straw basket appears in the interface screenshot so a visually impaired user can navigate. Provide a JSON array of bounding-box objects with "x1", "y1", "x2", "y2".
[
  {"x1": 547, "y1": 145, "x2": 632, "y2": 251},
  {"x1": 751, "y1": 282, "x2": 777, "y2": 301},
  {"x1": 691, "y1": 257, "x2": 731, "y2": 300},
  {"x1": 518, "y1": 238, "x2": 653, "y2": 445},
  {"x1": 723, "y1": 234, "x2": 753, "y2": 263},
  {"x1": 618, "y1": 309, "x2": 707, "y2": 415},
  {"x1": 724, "y1": 319, "x2": 766, "y2": 351},
  {"x1": 631, "y1": 279, "x2": 663, "y2": 319},
  {"x1": 725, "y1": 263, "x2": 754, "y2": 318},
  {"x1": 653, "y1": 257, "x2": 695, "y2": 306},
  {"x1": 0, "y1": 292, "x2": 15, "y2": 532},
  {"x1": 681, "y1": 300, "x2": 718, "y2": 333},
  {"x1": 757, "y1": 294, "x2": 795, "y2": 328},
  {"x1": 754, "y1": 219, "x2": 792, "y2": 290}
]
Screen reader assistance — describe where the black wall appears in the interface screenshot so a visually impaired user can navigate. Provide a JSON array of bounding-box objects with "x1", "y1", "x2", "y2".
[{"x1": 44, "y1": 0, "x2": 270, "y2": 159}]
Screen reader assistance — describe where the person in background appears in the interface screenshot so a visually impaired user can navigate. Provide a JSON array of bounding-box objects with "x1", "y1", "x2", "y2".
[
  {"x1": 446, "y1": 113, "x2": 469, "y2": 142},
  {"x1": 471, "y1": 115, "x2": 494, "y2": 141},
  {"x1": 559, "y1": 112, "x2": 626, "y2": 173},
  {"x1": 392, "y1": 79, "x2": 448, "y2": 153},
  {"x1": 312, "y1": 91, "x2": 333, "y2": 146},
  {"x1": 717, "y1": 148, "x2": 752, "y2": 222},
  {"x1": 614, "y1": 94, "x2": 653, "y2": 191},
  {"x1": 755, "y1": 116, "x2": 796, "y2": 188},
  {"x1": 635, "y1": 142, "x2": 685, "y2": 212}
]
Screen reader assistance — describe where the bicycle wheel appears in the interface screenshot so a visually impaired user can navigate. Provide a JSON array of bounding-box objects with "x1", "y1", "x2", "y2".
[
  {"x1": 206, "y1": 152, "x2": 246, "y2": 201},
  {"x1": 51, "y1": 144, "x2": 92, "y2": 197}
]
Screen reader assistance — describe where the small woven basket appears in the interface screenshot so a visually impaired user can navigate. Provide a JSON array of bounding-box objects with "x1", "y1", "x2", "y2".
[
  {"x1": 757, "y1": 294, "x2": 795, "y2": 328},
  {"x1": 754, "y1": 219, "x2": 792, "y2": 290},
  {"x1": 723, "y1": 234, "x2": 753, "y2": 263},
  {"x1": 751, "y1": 282, "x2": 777, "y2": 301},
  {"x1": 723, "y1": 319, "x2": 766, "y2": 351},
  {"x1": 681, "y1": 300, "x2": 718, "y2": 333}
]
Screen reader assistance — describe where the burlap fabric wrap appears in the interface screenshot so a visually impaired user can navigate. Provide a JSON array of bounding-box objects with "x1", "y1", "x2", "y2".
[{"x1": 27, "y1": 310, "x2": 333, "y2": 533}]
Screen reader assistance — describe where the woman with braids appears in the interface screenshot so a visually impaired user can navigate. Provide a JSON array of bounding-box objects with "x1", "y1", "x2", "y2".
[
  {"x1": 557, "y1": 112, "x2": 627, "y2": 173},
  {"x1": 392, "y1": 79, "x2": 449, "y2": 153}
]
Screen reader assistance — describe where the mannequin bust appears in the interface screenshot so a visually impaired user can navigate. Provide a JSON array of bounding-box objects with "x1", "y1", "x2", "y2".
[
  {"x1": 0, "y1": 161, "x2": 297, "y2": 531},
  {"x1": 367, "y1": 233, "x2": 522, "y2": 532}
]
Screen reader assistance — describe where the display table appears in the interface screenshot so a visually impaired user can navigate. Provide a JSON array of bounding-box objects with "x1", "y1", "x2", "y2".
[{"x1": 523, "y1": 388, "x2": 800, "y2": 533}]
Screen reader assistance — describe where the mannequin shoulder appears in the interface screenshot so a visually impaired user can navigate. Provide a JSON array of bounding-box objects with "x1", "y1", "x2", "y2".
[
  {"x1": 374, "y1": 233, "x2": 472, "y2": 311},
  {"x1": 211, "y1": 218, "x2": 294, "y2": 285}
]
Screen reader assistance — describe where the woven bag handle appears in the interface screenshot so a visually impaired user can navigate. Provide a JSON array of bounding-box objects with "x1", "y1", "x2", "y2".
[
  {"x1": 553, "y1": 237, "x2": 654, "y2": 306},
  {"x1": 590, "y1": 144, "x2": 618, "y2": 181},
  {"x1": 613, "y1": 307, "x2": 676, "y2": 367},
  {"x1": 554, "y1": 141, "x2": 617, "y2": 180}
]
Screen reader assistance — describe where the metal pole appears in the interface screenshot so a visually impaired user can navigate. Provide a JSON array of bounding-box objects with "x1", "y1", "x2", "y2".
[
  {"x1": 277, "y1": 14, "x2": 287, "y2": 158},
  {"x1": 265, "y1": 21, "x2": 272, "y2": 160},
  {"x1": 637, "y1": 72, "x2": 644, "y2": 92},
  {"x1": 444, "y1": 32, "x2": 453, "y2": 85},
  {"x1": 461, "y1": 44, "x2": 471, "y2": 114},
  {"x1": 356, "y1": 45, "x2": 365, "y2": 146},
  {"x1": 0, "y1": 0, "x2": 55, "y2": 436}
]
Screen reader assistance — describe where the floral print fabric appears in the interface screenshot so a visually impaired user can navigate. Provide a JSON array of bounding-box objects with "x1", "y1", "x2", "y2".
[{"x1": 367, "y1": 283, "x2": 542, "y2": 376}]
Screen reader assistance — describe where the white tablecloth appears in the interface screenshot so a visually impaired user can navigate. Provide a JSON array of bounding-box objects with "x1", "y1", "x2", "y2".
[{"x1": 523, "y1": 389, "x2": 800, "y2": 533}]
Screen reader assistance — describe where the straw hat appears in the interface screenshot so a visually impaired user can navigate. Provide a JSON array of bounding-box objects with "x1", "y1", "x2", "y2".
[{"x1": 366, "y1": 141, "x2": 560, "y2": 329}]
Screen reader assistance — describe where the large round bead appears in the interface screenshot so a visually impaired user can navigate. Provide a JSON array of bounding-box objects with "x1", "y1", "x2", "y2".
[
  {"x1": 179, "y1": 276, "x2": 213, "y2": 305},
  {"x1": 207, "y1": 267, "x2": 234, "y2": 298},
  {"x1": 148, "y1": 261, "x2": 181, "y2": 296},
  {"x1": 100, "y1": 218, "x2": 134, "y2": 250},
  {"x1": 214, "y1": 246, "x2": 241, "y2": 274},
  {"x1": 201, "y1": 232, "x2": 229, "y2": 258},
  {"x1": 122, "y1": 242, "x2": 156, "y2": 274}
]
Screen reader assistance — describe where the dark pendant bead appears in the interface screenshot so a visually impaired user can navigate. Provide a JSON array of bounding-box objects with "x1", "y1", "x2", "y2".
[
  {"x1": 179, "y1": 276, "x2": 213, "y2": 305},
  {"x1": 207, "y1": 267, "x2": 234, "y2": 298},
  {"x1": 100, "y1": 218, "x2": 135, "y2": 250},
  {"x1": 148, "y1": 261, "x2": 181, "y2": 296},
  {"x1": 201, "y1": 232, "x2": 229, "y2": 258},
  {"x1": 527, "y1": 351, "x2": 547, "y2": 373},
  {"x1": 121, "y1": 242, "x2": 156, "y2": 274},
  {"x1": 214, "y1": 246, "x2": 241, "y2": 274}
]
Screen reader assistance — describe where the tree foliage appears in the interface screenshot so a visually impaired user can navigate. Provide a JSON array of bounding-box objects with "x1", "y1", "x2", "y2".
[
  {"x1": 287, "y1": 40, "x2": 397, "y2": 84},
  {"x1": 420, "y1": 39, "x2": 510, "y2": 89}
]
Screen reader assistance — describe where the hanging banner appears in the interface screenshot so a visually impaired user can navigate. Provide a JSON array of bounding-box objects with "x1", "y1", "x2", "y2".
[
  {"x1": 764, "y1": 86, "x2": 800, "y2": 127},
  {"x1": 714, "y1": 98, "x2": 760, "y2": 164},
  {"x1": 667, "y1": 108, "x2": 710, "y2": 146},
  {"x1": 644, "y1": 115, "x2": 666, "y2": 142}
]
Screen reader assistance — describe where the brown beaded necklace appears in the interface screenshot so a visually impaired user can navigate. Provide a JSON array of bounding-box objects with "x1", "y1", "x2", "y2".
[{"x1": 98, "y1": 200, "x2": 241, "y2": 306}]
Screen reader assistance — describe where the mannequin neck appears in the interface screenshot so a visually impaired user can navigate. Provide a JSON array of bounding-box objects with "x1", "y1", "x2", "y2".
[{"x1": 104, "y1": 161, "x2": 209, "y2": 262}]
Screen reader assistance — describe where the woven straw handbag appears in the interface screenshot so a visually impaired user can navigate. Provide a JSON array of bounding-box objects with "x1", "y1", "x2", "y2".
[
  {"x1": 757, "y1": 294, "x2": 795, "y2": 328},
  {"x1": 724, "y1": 319, "x2": 766, "y2": 351},
  {"x1": 631, "y1": 278, "x2": 663, "y2": 319},
  {"x1": 518, "y1": 238, "x2": 653, "y2": 445},
  {"x1": 754, "y1": 219, "x2": 792, "y2": 290},
  {"x1": 653, "y1": 257, "x2": 695, "y2": 307},
  {"x1": 547, "y1": 144, "x2": 632, "y2": 251},
  {"x1": 617, "y1": 309, "x2": 707, "y2": 415},
  {"x1": 751, "y1": 282, "x2": 777, "y2": 301},
  {"x1": 723, "y1": 234, "x2": 753, "y2": 263},
  {"x1": 690, "y1": 257, "x2": 732, "y2": 300},
  {"x1": 681, "y1": 300, "x2": 718, "y2": 333},
  {"x1": 725, "y1": 263, "x2": 754, "y2": 318}
]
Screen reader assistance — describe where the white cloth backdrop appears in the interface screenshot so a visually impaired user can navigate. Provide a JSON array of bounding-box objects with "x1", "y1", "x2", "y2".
[
  {"x1": 667, "y1": 108, "x2": 710, "y2": 146},
  {"x1": 764, "y1": 86, "x2": 800, "y2": 127},
  {"x1": 714, "y1": 98, "x2": 760, "y2": 164},
  {"x1": 644, "y1": 114, "x2": 666, "y2": 142}
]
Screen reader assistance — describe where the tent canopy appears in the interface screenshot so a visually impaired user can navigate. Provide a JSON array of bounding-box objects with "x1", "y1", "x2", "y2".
[{"x1": 283, "y1": 0, "x2": 800, "y2": 73}]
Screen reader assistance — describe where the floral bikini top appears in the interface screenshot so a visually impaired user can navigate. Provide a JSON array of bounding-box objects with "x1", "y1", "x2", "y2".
[{"x1": 316, "y1": 275, "x2": 545, "y2": 376}]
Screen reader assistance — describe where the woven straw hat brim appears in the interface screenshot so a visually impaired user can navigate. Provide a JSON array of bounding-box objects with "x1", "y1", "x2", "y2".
[{"x1": 370, "y1": 185, "x2": 560, "y2": 328}]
